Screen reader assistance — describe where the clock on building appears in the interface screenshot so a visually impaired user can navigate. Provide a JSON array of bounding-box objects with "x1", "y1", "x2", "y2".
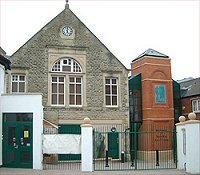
[{"x1": 62, "y1": 26, "x2": 73, "y2": 36}]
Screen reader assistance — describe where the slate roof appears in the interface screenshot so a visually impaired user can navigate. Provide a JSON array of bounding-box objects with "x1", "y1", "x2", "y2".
[
  {"x1": 178, "y1": 77, "x2": 200, "y2": 98},
  {"x1": 132, "y1": 48, "x2": 169, "y2": 62}
]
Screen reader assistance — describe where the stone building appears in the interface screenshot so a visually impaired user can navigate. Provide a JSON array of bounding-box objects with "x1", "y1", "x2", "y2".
[{"x1": 6, "y1": 3, "x2": 129, "y2": 129}]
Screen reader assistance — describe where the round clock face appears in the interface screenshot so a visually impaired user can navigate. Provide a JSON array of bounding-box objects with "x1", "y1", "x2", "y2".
[{"x1": 62, "y1": 26, "x2": 73, "y2": 36}]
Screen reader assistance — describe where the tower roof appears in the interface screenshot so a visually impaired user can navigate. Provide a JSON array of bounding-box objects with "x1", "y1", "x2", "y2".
[{"x1": 132, "y1": 48, "x2": 169, "y2": 62}]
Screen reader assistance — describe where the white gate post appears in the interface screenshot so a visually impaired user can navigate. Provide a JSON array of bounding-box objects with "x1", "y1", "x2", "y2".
[
  {"x1": 176, "y1": 113, "x2": 200, "y2": 174},
  {"x1": 81, "y1": 117, "x2": 93, "y2": 172}
]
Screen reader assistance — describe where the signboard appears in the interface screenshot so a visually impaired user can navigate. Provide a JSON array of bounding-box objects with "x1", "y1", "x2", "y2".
[{"x1": 155, "y1": 85, "x2": 166, "y2": 104}]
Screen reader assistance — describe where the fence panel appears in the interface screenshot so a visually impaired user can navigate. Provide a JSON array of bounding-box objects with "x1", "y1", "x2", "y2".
[
  {"x1": 93, "y1": 125, "x2": 177, "y2": 171},
  {"x1": 43, "y1": 125, "x2": 81, "y2": 170}
]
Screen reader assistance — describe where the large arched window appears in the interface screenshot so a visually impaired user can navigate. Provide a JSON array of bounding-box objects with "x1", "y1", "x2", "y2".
[
  {"x1": 51, "y1": 58, "x2": 82, "y2": 73},
  {"x1": 50, "y1": 58, "x2": 83, "y2": 106}
]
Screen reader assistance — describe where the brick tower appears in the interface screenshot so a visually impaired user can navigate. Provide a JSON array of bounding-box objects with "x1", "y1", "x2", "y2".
[{"x1": 131, "y1": 49, "x2": 174, "y2": 159}]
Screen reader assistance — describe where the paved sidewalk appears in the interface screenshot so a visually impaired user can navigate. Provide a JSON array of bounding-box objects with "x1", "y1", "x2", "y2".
[{"x1": 0, "y1": 168, "x2": 191, "y2": 175}]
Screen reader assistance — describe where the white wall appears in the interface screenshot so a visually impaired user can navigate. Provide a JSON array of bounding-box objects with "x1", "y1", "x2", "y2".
[
  {"x1": 185, "y1": 122, "x2": 200, "y2": 174},
  {"x1": 176, "y1": 120, "x2": 200, "y2": 174},
  {"x1": 0, "y1": 94, "x2": 43, "y2": 169},
  {"x1": 176, "y1": 124, "x2": 186, "y2": 170}
]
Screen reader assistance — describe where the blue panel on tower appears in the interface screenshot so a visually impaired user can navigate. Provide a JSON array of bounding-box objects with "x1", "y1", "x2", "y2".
[{"x1": 155, "y1": 85, "x2": 166, "y2": 104}]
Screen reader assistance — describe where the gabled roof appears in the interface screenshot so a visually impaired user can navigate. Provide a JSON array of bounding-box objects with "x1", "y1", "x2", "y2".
[
  {"x1": 11, "y1": 4, "x2": 128, "y2": 71},
  {"x1": 132, "y1": 48, "x2": 169, "y2": 62},
  {"x1": 178, "y1": 77, "x2": 200, "y2": 98}
]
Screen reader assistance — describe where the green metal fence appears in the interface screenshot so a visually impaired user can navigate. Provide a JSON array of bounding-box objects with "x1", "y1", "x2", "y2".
[{"x1": 93, "y1": 124, "x2": 177, "y2": 171}]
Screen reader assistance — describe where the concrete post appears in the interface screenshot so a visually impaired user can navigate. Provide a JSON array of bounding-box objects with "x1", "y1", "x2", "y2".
[
  {"x1": 81, "y1": 117, "x2": 93, "y2": 172},
  {"x1": 176, "y1": 113, "x2": 200, "y2": 174}
]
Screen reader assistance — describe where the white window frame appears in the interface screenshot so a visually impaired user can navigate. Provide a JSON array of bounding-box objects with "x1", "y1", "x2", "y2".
[
  {"x1": 192, "y1": 99, "x2": 200, "y2": 113},
  {"x1": 52, "y1": 58, "x2": 82, "y2": 73},
  {"x1": 50, "y1": 58, "x2": 83, "y2": 107},
  {"x1": 11, "y1": 74, "x2": 26, "y2": 93},
  {"x1": 105, "y1": 78, "x2": 118, "y2": 107},
  {"x1": 69, "y1": 77, "x2": 83, "y2": 107},
  {"x1": 51, "y1": 76, "x2": 65, "y2": 106}
]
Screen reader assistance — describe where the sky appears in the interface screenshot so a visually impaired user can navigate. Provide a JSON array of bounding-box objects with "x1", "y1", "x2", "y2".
[{"x1": 0, "y1": 0, "x2": 199, "y2": 80}]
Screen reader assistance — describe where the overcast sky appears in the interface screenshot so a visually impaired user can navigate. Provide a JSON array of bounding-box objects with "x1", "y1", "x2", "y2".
[{"x1": 0, "y1": 0, "x2": 199, "y2": 80}]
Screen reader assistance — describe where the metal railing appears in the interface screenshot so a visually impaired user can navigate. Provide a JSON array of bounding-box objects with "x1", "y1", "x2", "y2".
[
  {"x1": 93, "y1": 124, "x2": 177, "y2": 171},
  {"x1": 43, "y1": 127, "x2": 81, "y2": 170}
]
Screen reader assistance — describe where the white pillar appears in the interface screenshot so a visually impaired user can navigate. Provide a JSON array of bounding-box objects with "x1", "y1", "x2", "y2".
[
  {"x1": 176, "y1": 113, "x2": 200, "y2": 175},
  {"x1": 176, "y1": 121, "x2": 186, "y2": 170},
  {"x1": 185, "y1": 121, "x2": 200, "y2": 174},
  {"x1": 81, "y1": 117, "x2": 93, "y2": 172}
]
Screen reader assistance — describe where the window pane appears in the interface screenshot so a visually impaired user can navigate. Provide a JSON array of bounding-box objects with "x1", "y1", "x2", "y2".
[
  {"x1": 192, "y1": 100, "x2": 197, "y2": 111},
  {"x1": 19, "y1": 76, "x2": 25, "y2": 81},
  {"x1": 12, "y1": 75, "x2": 18, "y2": 81},
  {"x1": 70, "y1": 77, "x2": 74, "y2": 82},
  {"x1": 76, "y1": 78, "x2": 81, "y2": 83},
  {"x1": 76, "y1": 95, "x2": 81, "y2": 105},
  {"x1": 70, "y1": 84, "x2": 74, "y2": 93},
  {"x1": 59, "y1": 95, "x2": 64, "y2": 105},
  {"x1": 106, "y1": 79, "x2": 110, "y2": 84},
  {"x1": 76, "y1": 84, "x2": 81, "y2": 93},
  {"x1": 12, "y1": 82, "x2": 18, "y2": 92},
  {"x1": 52, "y1": 77, "x2": 57, "y2": 82},
  {"x1": 59, "y1": 77, "x2": 64, "y2": 82},
  {"x1": 112, "y1": 79, "x2": 116, "y2": 84},
  {"x1": 112, "y1": 96, "x2": 117, "y2": 105},
  {"x1": 105, "y1": 85, "x2": 110, "y2": 94},
  {"x1": 63, "y1": 66, "x2": 71, "y2": 72},
  {"x1": 112, "y1": 86, "x2": 117, "y2": 94},
  {"x1": 59, "y1": 84, "x2": 64, "y2": 93},
  {"x1": 70, "y1": 95, "x2": 75, "y2": 105},
  {"x1": 52, "y1": 94, "x2": 57, "y2": 104},
  {"x1": 52, "y1": 84, "x2": 57, "y2": 93},
  {"x1": 63, "y1": 60, "x2": 68, "y2": 64},
  {"x1": 198, "y1": 100, "x2": 200, "y2": 110},
  {"x1": 106, "y1": 96, "x2": 111, "y2": 105},
  {"x1": 19, "y1": 82, "x2": 25, "y2": 92}
]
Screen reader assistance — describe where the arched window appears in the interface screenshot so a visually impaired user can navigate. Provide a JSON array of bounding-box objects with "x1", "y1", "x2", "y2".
[{"x1": 51, "y1": 58, "x2": 82, "y2": 73}]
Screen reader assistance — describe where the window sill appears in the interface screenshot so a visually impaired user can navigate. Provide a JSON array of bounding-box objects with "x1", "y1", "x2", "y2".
[
  {"x1": 193, "y1": 111, "x2": 200, "y2": 114},
  {"x1": 105, "y1": 106, "x2": 119, "y2": 108}
]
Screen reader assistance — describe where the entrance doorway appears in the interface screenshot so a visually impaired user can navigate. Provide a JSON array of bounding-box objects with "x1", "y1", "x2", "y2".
[
  {"x1": 2, "y1": 113, "x2": 33, "y2": 168},
  {"x1": 108, "y1": 132, "x2": 119, "y2": 159}
]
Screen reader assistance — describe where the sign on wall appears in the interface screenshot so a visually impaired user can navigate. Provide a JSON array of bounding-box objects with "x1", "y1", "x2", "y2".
[{"x1": 155, "y1": 85, "x2": 166, "y2": 104}]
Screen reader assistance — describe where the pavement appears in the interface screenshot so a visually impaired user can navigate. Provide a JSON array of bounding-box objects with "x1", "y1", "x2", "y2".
[{"x1": 0, "y1": 168, "x2": 193, "y2": 175}]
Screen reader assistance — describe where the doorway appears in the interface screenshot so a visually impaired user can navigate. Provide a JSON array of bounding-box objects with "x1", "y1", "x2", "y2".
[
  {"x1": 108, "y1": 132, "x2": 119, "y2": 159},
  {"x1": 2, "y1": 113, "x2": 33, "y2": 168}
]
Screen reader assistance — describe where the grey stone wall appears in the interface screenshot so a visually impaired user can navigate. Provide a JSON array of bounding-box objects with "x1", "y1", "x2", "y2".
[{"x1": 9, "y1": 7, "x2": 129, "y2": 124}]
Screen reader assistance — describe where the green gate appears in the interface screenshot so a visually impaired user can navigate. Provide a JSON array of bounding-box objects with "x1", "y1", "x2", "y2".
[{"x1": 93, "y1": 124, "x2": 177, "y2": 171}]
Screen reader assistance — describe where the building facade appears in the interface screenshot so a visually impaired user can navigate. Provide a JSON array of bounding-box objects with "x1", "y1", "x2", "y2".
[
  {"x1": 6, "y1": 4, "x2": 129, "y2": 129},
  {"x1": 179, "y1": 77, "x2": 200, "y2": 120}
]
